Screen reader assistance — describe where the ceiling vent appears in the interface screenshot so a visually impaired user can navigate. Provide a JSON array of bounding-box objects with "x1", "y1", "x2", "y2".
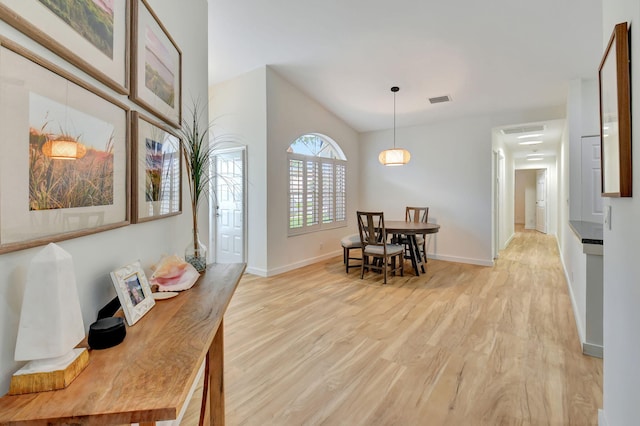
[
  {"x1": 501, "y1": 124, "x2": 545, "y2": 135},
  {"x1": 428, "y1": 95, "x2": 451, "y2": 104}
]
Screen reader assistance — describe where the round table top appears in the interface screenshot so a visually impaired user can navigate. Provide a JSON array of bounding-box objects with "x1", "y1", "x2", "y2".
[{"x1": 385, "y1": 221, "x2": 440, "y2": 234}]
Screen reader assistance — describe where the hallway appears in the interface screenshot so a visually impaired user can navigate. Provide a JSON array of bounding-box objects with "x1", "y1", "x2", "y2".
[{"x1": 185, "y1": 228, "x2": 602, "y2": 425}]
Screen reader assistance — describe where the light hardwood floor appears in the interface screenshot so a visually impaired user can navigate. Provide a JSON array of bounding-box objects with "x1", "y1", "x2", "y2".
[{"x1": 183, "y1": 228, "x2": 602, "y2": 425}]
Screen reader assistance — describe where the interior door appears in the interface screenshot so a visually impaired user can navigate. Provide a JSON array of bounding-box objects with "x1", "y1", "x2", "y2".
[
  {"x1": 214, "y1": 148, "x2": 246, "y2": 263},
  {"x1": 581, "y1": 135, "x2": 603, "y2": 222},
  {"x1": 535, "y1": 169, "x2": 547, "y2": 234}
]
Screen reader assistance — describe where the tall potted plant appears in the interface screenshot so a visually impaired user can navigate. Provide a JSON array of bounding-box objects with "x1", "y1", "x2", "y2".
[{"x1": 179, "y1": 100, "x2": 214, "y2": 272}]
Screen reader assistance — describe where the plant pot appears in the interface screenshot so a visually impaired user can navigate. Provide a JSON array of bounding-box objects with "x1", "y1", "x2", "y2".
[{"x1": 185, "y1": 229, "x2": 207, "y2": 272}]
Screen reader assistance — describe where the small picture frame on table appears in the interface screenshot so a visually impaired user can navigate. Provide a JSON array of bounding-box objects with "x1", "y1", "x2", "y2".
[{"x1": 110, "y1": 261, "x2": 155, "y2": 326}]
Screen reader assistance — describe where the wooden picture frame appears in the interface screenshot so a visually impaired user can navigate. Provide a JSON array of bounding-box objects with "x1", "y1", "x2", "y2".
[
  {"x1": 598, "y1": 21, "x2": 632, "y2": 197},
  {"x1": 130, "y1": 0, "x2": 182, "y2": 127},
  {"x1": 131, "y1": 111, "x2": 182, "y2": 223},
  {"x1": 110, "y1": 261, "x2": 155, "y2": 326},
  {"x1": 0, "y1": 36, "x2": 130, "y2": 254},
  {"x1": 0, "y1": 0, "x2": 129, "y2": 94}
]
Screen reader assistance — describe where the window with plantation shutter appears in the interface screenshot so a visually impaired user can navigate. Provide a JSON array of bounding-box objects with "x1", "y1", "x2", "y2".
[{"x1": 287, "y1": 134, "x2": 347, "y2": 235}]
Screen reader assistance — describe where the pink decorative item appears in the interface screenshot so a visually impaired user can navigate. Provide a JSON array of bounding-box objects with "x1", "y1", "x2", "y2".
[{"x1": 149, "y1": 255, "x2": 200, "y2": 292}]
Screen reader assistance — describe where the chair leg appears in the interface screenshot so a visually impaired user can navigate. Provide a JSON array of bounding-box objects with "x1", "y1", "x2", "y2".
[
  {"x1": 391, "y1": 256, "x2": 396, "y2": 277},
  {"x1": 383, "y1": 257, "x2": 388, "y2": 284},
  {"x1": 343, "y1": 247, "x2": 347, "y2": 273},
  {"x1": 360, "y1": 255, "x2": 366, "y2": 279}
]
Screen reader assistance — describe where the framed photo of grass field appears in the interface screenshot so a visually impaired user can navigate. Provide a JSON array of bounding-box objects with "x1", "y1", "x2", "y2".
[
  {"x1": 131, "y1": 111, "x2": 182, "y2": 223},
  {"x1": 0, "y1": 37, "x2": 130, "y2": 254},
  {"x1": 131, "y1": 0, "x2": 182, "y2": 128},
  {"x1": 0, "y1": 0, "x2": 129, "y2": 94}
]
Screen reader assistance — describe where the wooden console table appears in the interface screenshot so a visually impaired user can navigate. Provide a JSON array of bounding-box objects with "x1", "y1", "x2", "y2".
[{"x1": 0, "y1": 262, "x2": 246, "y2": 425}]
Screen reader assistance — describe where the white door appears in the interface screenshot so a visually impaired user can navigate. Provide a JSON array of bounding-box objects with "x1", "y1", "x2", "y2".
[
  {"x1": 535, "y1": 169, "x2": 547, "y2": 234},
  {"x1": 214, "y1": 148, "x2": 246, "y2": 263},
  {"x1": 581, "y1": 135, "x2": 603, "y2": 222}
]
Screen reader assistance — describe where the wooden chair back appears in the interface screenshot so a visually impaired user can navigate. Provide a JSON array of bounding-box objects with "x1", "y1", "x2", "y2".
[
  {"x1": 357, "y1": 211, "x2": 387, "y2": 248},
  {"x1": 405, "y1": 206, "x2": 429, "y2": 223},
  {"x1": 356, "y1": 211, "x2": 404, "y2": 284}
]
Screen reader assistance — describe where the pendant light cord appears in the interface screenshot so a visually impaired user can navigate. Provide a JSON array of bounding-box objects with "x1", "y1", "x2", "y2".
[{"x1": 393, "y1": 90, "x2": 396, "y2": 149}]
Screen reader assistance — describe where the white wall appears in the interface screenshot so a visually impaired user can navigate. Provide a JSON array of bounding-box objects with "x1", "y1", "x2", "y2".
[
  {"x1": 600, "y1": 1, "x2": 640, "y2": 424},
  {"x1": 568, "y1": 78, "x2": 601, "y2": 221},
  {"x1": 265, "y1": 68, "x2": 360, "y2": 275},
  {"x1": 558, "y1": 76, "x2": 601, "y2": 360},
  {"x1": 557, "y1": 120, "x2": 587, "y2": 344},
  {"x1": 0, "y1": 0, "x2": 209, "y2": 394},
  {"x1": 491, "y1": 132, "x2": 516, "y2": 252},
  {"x1": 359, "y1": 116, "x2": 494, "y2": 265},
  {"x1": 209, "y1": 67, "x2": 268, "y2": 274},
  {"x1": 359, "y1": 107, "x2": 562, "y2": 266},
  {"x1": 210, "y1": 67, "x2": 361, "y2": 277}
]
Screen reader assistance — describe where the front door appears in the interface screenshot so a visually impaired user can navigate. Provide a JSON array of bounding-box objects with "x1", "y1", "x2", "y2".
[
  {"x1": 536, "y1": 169, "x2": 547, "y2": 234},
  {"x1": 214, "y1": 147, "x2": 246, "y2": 263}
]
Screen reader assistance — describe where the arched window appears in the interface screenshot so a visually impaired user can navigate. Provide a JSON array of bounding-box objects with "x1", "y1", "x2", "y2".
[{"x1": 288, "y1": 134, "x2": 347, "y2": 235}]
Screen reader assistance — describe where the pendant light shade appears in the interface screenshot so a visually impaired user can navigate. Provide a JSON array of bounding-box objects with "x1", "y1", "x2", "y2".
[
  {"x1": 42, "y1": 138, "x2": 87, "y2": 160},
  {"x1": 378, "y1": 148, "x2": 411, "y2": 166},
  {"x1": 379, "y1": 86, "x2": 411, "y2": 166}
]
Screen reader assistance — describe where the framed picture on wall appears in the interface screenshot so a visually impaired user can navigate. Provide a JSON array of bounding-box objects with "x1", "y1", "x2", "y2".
[
  {"x1": 110, "y1": 261, "x2": 155, "y2": 326},
  {"x1": 598, "y1": 21, "x2": 632, "y2": 197},
  {"x1": 131, "y1": 111, "x2": 182, "y2": 223},
  {"x1": 0, "y1": 0, "x2": 130, "y2": 94},
  {"x1": 0, "y1": 37, "x2": 130, "y2": 254},
  {"x1": 130, "y1": 0, "x2": 182, "y2": 127}
]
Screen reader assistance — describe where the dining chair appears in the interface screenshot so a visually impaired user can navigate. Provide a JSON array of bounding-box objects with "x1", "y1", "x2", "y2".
[
  {"x1": 340, "y1": 233, "x2": 362, "y2": 273},
  {"x1": 405, "y1": 206, "x2": 429, "y2": 263},
  {"x1": 356, "y1": 211, "x2": 404, "y2": 284}
]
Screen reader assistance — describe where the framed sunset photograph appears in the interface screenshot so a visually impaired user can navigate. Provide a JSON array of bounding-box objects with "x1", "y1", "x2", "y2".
[
  {"x1": 0, "y1": 0, "x2": 129, "y2": 94},
  {"x1": 131, "y1": 0, "x2": 182, "y2": 127},
  {"x1": 0, "y1": 37, "x2": 129, "y2": 254},
  {"x1": 131, "y1": 111, "x2": 182, "y2": 223}
]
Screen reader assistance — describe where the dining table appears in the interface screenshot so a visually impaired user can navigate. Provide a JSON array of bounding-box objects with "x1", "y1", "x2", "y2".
[{"x1": 385, "y1": 221, "x2": 440, "y2": 276}]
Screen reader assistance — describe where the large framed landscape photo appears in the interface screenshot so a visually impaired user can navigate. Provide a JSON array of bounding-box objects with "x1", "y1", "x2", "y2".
[
  {"x1": 0, "y1": 0, "x2": 129, "y2": 94},
  {"x1": 0, "y1": 37, "x2": 130, "y2": 254},
  {"x1": 598, "y1": 21, "x2": 632, "y2": 197},
  {"x1": 131, "y1": 0, "x2": 182, "y2": 127},
  {"x1": 131, "y1": 111, "x2": 182, "y2": 223}
]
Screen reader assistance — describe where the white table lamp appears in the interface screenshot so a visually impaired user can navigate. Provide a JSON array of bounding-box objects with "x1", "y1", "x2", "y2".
[{"x1": 10, "y1": 243, "x2": 89, "y2": 394}]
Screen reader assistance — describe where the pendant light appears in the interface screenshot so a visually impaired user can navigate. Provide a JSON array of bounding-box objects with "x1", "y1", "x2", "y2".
[
  {"x1": 378, "y1": 86, "x2": 411, "y2": 166},
  {"x1": 42, "y1": 137, "x2": 87, "y2": 160}
]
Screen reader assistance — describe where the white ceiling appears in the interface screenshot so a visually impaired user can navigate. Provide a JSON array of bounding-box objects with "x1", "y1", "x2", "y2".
[{"x1": 208, "y1": 0, "x2": 603, "y2": 156}]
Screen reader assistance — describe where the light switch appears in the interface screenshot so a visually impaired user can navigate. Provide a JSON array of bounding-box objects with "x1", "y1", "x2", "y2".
[{"x1": 604, "y1": 205, "x2": 612, "y2": 230}]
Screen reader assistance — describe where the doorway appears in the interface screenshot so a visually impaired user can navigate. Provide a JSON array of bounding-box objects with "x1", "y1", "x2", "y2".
[
  {"x1": 492, "y1": 150, "x2": 505, "y2": 259},
  {"x1": 212, "y1": 147, "x2": 247, "y2": 263},
  {"x1": 514, "y1": 168, "x2": 547, "y2": 234}
]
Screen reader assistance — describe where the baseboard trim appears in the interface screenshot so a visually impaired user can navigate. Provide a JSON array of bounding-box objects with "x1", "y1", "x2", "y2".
[
  {"x1": 504, "y1": 232, "x2": 515, "y2": 249},
  {"x1": 427, "y1": 254, "x2": 494, "y2": 267},
  {"x1": 583, "y1": 342, "x2": 603, "y2": 358},
  {"x1": 256, "y1": 250, "x2": 343, "y2": 277},
  {"x1": 250, "y1": 250, "x2": 494, "y2": 277},
  {"x1": 598, "y1": 409, "x2": 608, "y2": 426},
  {"x1": 556, "y1": 237, "x2": 586, "y2": 347}
]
